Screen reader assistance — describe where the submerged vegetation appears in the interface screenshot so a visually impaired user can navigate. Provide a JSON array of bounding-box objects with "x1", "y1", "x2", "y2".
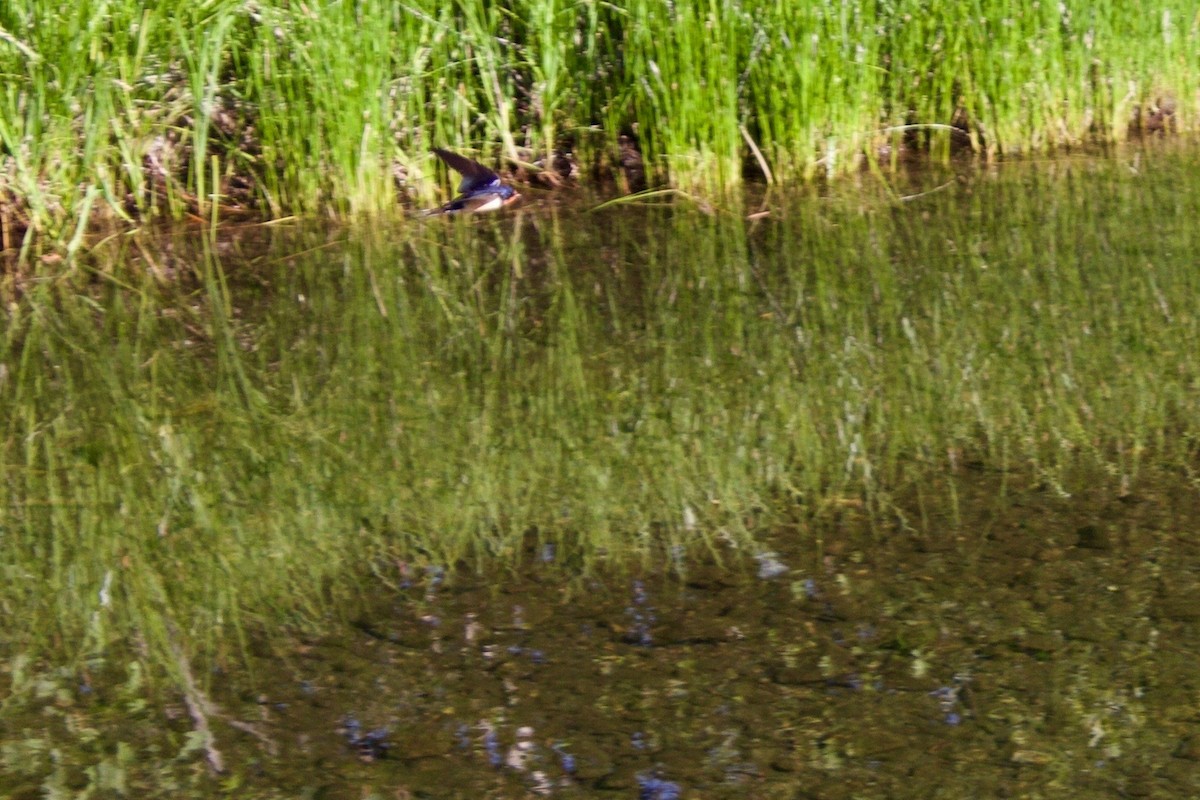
[
  {"x1": 0, "y1": 0, "x2": 1198, "y2": 243},
  {"x1": 3, "y1": 154, "x2": 1200, "y2": 682}
]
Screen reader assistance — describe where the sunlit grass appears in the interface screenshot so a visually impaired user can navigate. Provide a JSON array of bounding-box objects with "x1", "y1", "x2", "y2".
[{"x1": 1, "y1": 0, "x2": 1198, "y2": 241}]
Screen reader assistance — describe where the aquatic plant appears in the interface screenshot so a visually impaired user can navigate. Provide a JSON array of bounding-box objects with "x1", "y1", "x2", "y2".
[{"x1": 0, "y1": 0, "x2": 1197, "y2": 244}]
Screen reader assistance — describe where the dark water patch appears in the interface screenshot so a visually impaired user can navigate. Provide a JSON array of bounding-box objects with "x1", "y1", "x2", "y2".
[{"x1": 7, "y1": 474, "x2": 1197, "y2": 798}]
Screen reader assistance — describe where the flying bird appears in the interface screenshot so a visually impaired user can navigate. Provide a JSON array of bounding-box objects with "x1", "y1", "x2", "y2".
[{"x1": 426, "y1": 147, "x2": 520, "y2": 214}]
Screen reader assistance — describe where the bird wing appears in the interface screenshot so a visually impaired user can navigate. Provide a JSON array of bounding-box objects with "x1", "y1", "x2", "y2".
[{"x1": 432, "y1": 148, "x2": 502, "y2": 194}]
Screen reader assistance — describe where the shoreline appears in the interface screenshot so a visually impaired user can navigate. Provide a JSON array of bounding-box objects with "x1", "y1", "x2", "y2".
[{"x1": 1, "y1": 0, "x2": 1197, "y2": 252}]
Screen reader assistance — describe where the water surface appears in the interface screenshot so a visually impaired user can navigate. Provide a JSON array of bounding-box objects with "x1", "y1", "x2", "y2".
[{"x1": 2, "y1": 151, "x2": 1200, "y2": 798}]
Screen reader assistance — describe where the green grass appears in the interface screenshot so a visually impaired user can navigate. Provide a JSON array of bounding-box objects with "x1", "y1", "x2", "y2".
[
  {"x1": 1, "y1": 0, "x2": 1198, "y2": 241},
  {"x1": 3, "y1": 153, "x2": 1200, "y2": 680}
]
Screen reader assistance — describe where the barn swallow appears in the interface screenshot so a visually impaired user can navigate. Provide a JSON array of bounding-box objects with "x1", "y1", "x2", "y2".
[{"x1": 427, "y1": 147, "x2": 520, "y2": 214}]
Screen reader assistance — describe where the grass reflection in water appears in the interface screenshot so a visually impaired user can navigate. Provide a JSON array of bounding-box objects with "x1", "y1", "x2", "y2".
[{"x1": 2, "y1": 153, "x2": 1200, "y2": 796}]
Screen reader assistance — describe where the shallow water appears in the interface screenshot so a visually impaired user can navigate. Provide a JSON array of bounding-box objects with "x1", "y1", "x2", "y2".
[
  {"x1": 231, "y1": 477, "x2": 1200, "y2": 799},
  {"x1": 3, "y1": 150, "x2": 1200, "y2": 797},
  {"x1": 10, "y1": 476, "x2": 1199, "y2": 798}
]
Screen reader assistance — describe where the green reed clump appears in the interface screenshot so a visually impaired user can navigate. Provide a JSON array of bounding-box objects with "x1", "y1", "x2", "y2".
[
  {"x1": 2, "y1": 0, "x2": 1199, "y2": 241},
  {"x1": 878, "y1": 0, "x2": 1197, "y2": 155}
]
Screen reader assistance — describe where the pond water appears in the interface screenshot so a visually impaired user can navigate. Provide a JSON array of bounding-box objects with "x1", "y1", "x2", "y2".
[
  {"x1": 165, "y1": 476, "x2": 1193, "y2": 800},
  {"x1": 9, "y1": 477, "x2": 1199, "y2": 799},
  {"x1": 3, "y1": 150, "x2": 1200, "y2": 798}
]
